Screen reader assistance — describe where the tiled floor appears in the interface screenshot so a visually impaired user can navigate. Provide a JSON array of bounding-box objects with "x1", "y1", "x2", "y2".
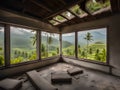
[{"x1": 17, "y1": 63, "x2": 120, "y2": 90}]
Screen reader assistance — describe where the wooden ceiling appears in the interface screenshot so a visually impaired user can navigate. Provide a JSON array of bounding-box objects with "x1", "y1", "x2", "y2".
[{"x1": 0, "y1": 0, "x2": 120, "y2": 28}]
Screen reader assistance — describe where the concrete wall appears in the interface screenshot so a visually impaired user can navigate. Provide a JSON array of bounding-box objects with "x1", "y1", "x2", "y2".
[
  {"x1": 0, "y1": 57, "x2": 59, "y2": 79},
  {"x1": 62, "y1": 14, "x2": 120, "y2": 77}
]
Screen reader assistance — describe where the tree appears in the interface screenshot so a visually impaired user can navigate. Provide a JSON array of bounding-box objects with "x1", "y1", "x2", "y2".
[
  {"x1": 95, "y1": 49, "x2": 101, "y2": 61},
  {"x1": 84, "y1": 32, "x2": 93, "y2": 58},
  {"x1": 56, "y1": 47, "x2": 59, "y2": 54},
  {"x1": 81, "y1": 51, "x2": 86, "y2": 58},
  {"x1": 89, "y1": 47, "x2": 93, "y2": 54},
  {"x1": 78, "y1": 44, "x2": 81, "y2": 54}
]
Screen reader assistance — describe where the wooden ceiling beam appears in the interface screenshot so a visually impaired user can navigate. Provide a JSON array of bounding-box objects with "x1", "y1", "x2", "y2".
[
  {"x1": 30, "y1": 0, "x2": 53, "y2": 12},
  {"x1": 60, "y1": 14, "x2": 69, "y2": 20},
  {"x1": 67, "y1": 9, "x2": 80, "y2": 19},
  {"x1": 44, "y1": 0, "x2": 82, "y2": 20},
  {"x1": 58, "y1": 0, "x2": 66, "y2": 5}
]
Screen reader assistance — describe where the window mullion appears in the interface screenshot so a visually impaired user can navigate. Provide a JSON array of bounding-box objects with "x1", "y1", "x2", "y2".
[{"x1": 4, "y1": 24, "x2": 10, "y2": 67}]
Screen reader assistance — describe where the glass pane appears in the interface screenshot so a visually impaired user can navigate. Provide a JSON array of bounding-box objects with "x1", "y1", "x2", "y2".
[
  {"x1": 62, "y1": 33, "x2": 75, "y2": 56},
  {"x1": 11, "y1": 26, "x2": 37, "y2": 64},
  {"x1": 62, "y1": 11, "x2": 75, "y2": 19},
  {"x1": 86, "y1": 0, "x2": 111, "y2": 15},
  {"x1": 49, "y1": 20, "x2": 60, "y2": 25},
  {"x1": 70, "y1": 5, "x2": 88, "y2": 18},
  {"x1": 53, "y1": 15, "x2": 67, "y2": 22},
  {"x1": 41, "y1": 32, "x2": 59, "y2": 59},
  {"x1": 0, "y1": 26, "x2": 4, "y2": 66},
  {"x1": 78, "y1": 28, "x2": 107, "y2": 63}
]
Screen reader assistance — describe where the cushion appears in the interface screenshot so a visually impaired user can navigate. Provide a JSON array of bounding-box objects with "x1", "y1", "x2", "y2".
[
  {"x1": 0, "y1": 78, "x2": 22, "y2": 90},
  {"x1": 67, "y1": 68, "x2": 83, "y2": 76},
  {"x1": 51, "y1": 72, "x2": 72, "y2": 84},
  {"x1": 26, "y1": 70, "x2": 58, "y2": 90}
]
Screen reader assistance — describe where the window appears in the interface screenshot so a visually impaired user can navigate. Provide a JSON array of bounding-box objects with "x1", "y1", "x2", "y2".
[
  {"x1": 78, "y1": 28, "x2": 107, "y2": 63},
  {"x1": 53, "y1": 15, "x2": 67, "y2": 22},
  {"x1": 41, "y1": 32, "x2": 59, "y2": 59},
  {"x1": 0, "y1": 26, "x2": 4, "y2": 66},
  {"x1": 10, "y1": 26, "x2": 37, "y2": 64},
  {"x1": 62, "y1": 33, "x2": 75, "y2": 56},
  {"x1": 49, "y1": 20, "x2": 60, "y2": 25}
]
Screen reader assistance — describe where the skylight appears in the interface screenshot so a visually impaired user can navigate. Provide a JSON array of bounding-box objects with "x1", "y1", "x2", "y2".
[
  {"x1": 69, "y1": 5, "x2": 88, "y2": 18},
  {"x1": 86, "y1": 0, "x2": 111, "y2": 15},
  {"x1": 61, "y1": 11, "x2": 75, "y2": 19},
  {"x1": 53, "y1": 15, "x2": 67, "y2": 23},
  {"x1": 49, "y1": 20, "x2": 60, "y2": 25}
]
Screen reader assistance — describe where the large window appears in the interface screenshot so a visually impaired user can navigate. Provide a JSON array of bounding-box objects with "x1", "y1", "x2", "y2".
[
  {"x1": 10, "y1": 26, "x2": 37, "y2": 64},
  {"x1": 41, "y1": 32, "x2": 59, "y2": 59},
  {"x1": 78, "y1": 28, "x2": 107, "y2": 63},
  {"x1": 0, "y1": 26, "x2": 4, "y2": 66},
  {"x1": 62, "y1": 33, "x2": 75, "y2": 56}
]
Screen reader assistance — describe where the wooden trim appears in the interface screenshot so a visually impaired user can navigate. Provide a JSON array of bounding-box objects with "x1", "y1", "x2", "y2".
[{"x1": 4, "y1": 24, "x2": 10, "y2": 67}]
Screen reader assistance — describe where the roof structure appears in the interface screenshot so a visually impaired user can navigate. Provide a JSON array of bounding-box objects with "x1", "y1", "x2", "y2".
[{"x1": 0, "y1": 0, "x2": 120, "y2": 28}]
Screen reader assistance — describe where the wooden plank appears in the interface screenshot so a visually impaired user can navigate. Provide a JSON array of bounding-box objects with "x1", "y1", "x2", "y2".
[
  {"x1": 44, "y1": 0, "x2": 82, "y2": 20},
  {"x1": 31, "y1": 0, "x2": 52, "y2": 12}
]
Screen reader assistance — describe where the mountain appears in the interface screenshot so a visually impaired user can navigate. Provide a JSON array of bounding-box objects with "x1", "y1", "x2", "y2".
[
  {"x1": 0, "y1": 28, "x2": 71, "y2": 49},
  {"x1": 62, "y1": 29, "x2": 106, "y2": 47}
]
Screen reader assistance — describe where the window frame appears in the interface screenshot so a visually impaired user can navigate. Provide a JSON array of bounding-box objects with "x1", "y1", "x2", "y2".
[
  {"x1": 10, "y1": 25, "x2": 39, "y2": 65},
  {"x1": 41, "y1": 31, "x2": 60, "y2": 59},
  {"x1": 62, "y1": 26, "x2": 109, "y2": 65},
  {"x1": 0, "y1": 24, "x2": 5, "y2": 68},
  {"x1": 62, "y1": 32, "x2": 76, "y2": 58}
]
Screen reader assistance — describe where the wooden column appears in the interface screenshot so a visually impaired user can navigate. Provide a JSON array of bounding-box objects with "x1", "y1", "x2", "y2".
[
  {"x1": 110, "y1": 0, "x2": 119, "y2": 13},
  {"x1": 4, "y1": 24, "x2": 10, "y2": 67},
  {"x1": 75, "y1": 31, "x2": 78, "y2": 58},
  {"x1": 60, "y1": 32, "x2": 62, "y2": 57},
  {"x1": 36, "y1": 30, "x2": 41, "y2": 60}
]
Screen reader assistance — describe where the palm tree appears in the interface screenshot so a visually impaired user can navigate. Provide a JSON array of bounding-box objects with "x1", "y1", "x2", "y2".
[{"x1": 84, "y1": 32, "x2": 93, "y2": 58}]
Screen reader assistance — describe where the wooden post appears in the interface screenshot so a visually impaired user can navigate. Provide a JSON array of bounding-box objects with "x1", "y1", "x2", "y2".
[
  {"x1": 36, "y1": 30, "x2": 41, "y2": 60},
  {"x1": 75, "y1": 31, "x2": 78, "y2": 58},
  {"x1": 60, "y1": 32, "x2": 62, "y2": 57},
  {"x1": 4, "y1": 24, "x2": 10, "y2": 67}
]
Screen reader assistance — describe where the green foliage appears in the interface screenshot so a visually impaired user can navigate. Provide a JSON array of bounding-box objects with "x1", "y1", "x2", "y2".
[
  {"x1": 87, "y1": 0, "x2": 110, "y2": 13},
  {"x1": 0, "y1": 55, "x2": 4, "y2": 66},
  {"x1": 0, "y1": 47, "x2": 2, "y2": 51}
]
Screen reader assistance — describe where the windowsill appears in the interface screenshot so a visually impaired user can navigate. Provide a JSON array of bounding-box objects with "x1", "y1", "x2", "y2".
[
  {"x1": 0, "y1": 56, "x2": 59, "y2": 70},
  {"x1": 63, "y1": 56, "x2": 109, "y2": 66}
]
